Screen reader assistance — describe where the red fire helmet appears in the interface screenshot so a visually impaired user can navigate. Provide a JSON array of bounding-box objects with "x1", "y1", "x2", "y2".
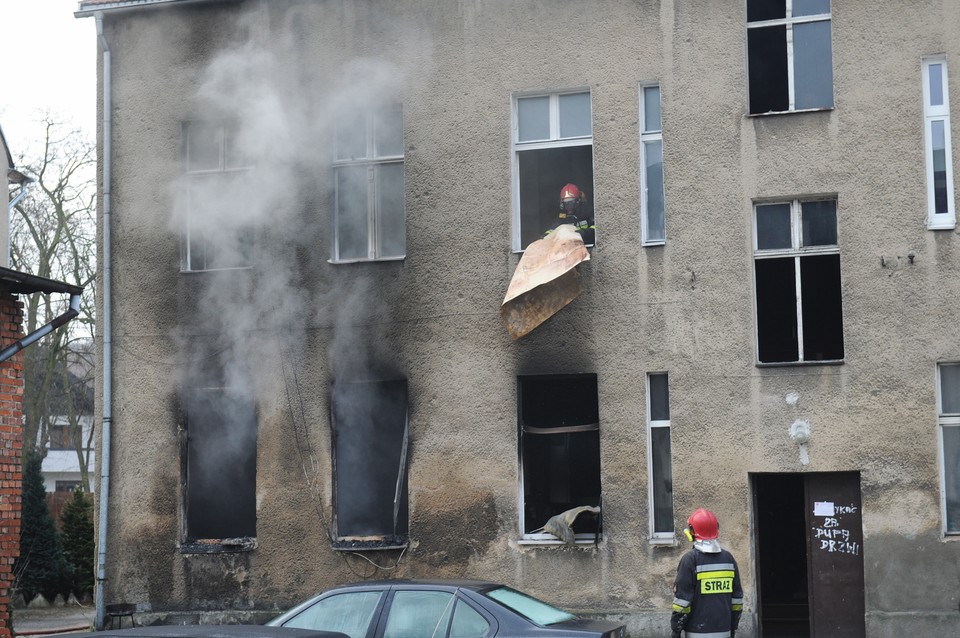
[
  {"x1": 687, "y1": 508, "x2": 720, "y2": 541},
  {"x1": 560, "y1": 183, "x2": 581, "y2": 202}
]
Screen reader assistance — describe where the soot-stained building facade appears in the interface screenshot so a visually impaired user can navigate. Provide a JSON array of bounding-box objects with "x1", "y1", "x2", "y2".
[{"x1": 78, "y1": 1, "x2": 960, "y2": 636}]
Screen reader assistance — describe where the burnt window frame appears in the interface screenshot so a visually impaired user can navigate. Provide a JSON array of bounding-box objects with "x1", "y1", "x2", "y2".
[
  {"x1": 330, "y1": 105, "x2": 406, "y2": 263},
  {"x1": 179, "y1": 381, "x2": 258, "y2": 553},
  {"x1": 330, "y1": 379, "x2": 410, "y2": 551},
  {"x1": 517, "y1": 373, "x2": 602, "y2": 545},
  {"x1": 180, "y1": 120, "x2": 255, "y2": 273},
  {"x1": 746, "y1": 0, "x2": 834, "y2": 115},
  {"x1": 752, "y1": 197, "x2": 844, "y2": 365},
  {"x1": 511, "y1": 90, "x2": 595, "y2": 251}
]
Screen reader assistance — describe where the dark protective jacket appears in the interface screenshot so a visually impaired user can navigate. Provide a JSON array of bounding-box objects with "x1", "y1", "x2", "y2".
[{"x1": 671, "y1": 546, "x2": 744, "y2": 638}]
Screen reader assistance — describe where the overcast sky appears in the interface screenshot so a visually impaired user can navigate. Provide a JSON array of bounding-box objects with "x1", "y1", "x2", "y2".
[{"x1": 1, "y1": 0, "x2": 96, "y2": 156}]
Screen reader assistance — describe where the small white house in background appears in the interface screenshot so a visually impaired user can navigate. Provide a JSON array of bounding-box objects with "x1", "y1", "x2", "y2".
[{"x1": 40, "y1": 416, "x2": 95, "y2": 493}]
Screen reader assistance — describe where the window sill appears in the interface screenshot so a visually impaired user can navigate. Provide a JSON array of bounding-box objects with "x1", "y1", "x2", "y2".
[
  {"x1": 331, "y1": 537, "x2": 408, "y2": 552},
  {"x1": 755, "y1": 359, "x2": 844, "y2": 368},
  {"x1": 328, "y1": 256, "x2": 405, "y2": 264},
  {"x1": 642, "y1": 240, "x2": 665, "y2": 247},
  {"x1": 927, "y1": 221, "x2": 957, "y2": 231},
  {"x1": 648, "y1": 536, "x2": 677, "y2": 547},
  {"x1": 180, "y1": 266, "x2": 253, "y2": 274},
  {"x1": 517, "y1": 537, "x2": 601, "y2": 547},
  {"x1": 747, "y1": 106, "x2": 834, "y2": 118},
  {"x1": 180, "y1": 537, "x2": 256, "y2": 554}
]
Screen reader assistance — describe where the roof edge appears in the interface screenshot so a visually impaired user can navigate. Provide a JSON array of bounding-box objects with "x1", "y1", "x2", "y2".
[{"x1": 75, "y1": 0, "x2": 239, "y2": 19}]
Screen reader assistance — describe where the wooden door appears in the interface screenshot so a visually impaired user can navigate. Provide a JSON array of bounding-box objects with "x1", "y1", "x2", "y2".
[{"x1": 805, "y1": 472, "x2": 866, "y2": 638}]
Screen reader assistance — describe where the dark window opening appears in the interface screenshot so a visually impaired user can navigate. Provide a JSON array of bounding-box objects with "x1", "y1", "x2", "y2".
[
  {"x1": 55, "y1": 481, "x2": 81, "y2": 493},
  {"x1": 755, "y1": 257, "x2": 800, "y2": 363},
  {"x1": 518, "y1": 146, "x2": 594, "y2": 249},
  {"x1": 747, "y1": 26, "x2": 789, "y2": 114},
  {"x1": 747, "y1": 0, "x2": 786, "y2": 22},
  {"x1": 800, "y1": 254, "x2": 844, "y2": 361},
  {"x1": 518, "y1": 374, "x2": 601, "y2": 538},
  {"x1": 183, "y1": 385, "x2": 257, "y2": 543},
  {"x1": 331, "y1": 379, "x2": 409, "y2": 549}
]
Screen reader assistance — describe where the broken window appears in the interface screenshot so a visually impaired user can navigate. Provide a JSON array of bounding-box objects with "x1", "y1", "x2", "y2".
[
  {"x1": 923, "y1": 56, "x2": 956, "y2": 229},
  {"x1": 180, "y1": 121, "x2": 254, "y2": 272},
  {"x1": 747, "y1": 0, "x2": 833, "y2": 115},
  {"x1": 641, "y1": 84, "x2": 666, "y2": 244},
  {"x1": 330, "y1": 379, "x2": 409, "y2": 548},
  {"x1": 512, "y1": 91, "x2": 595, "y2": 250},
  {"x1": 518, "y1": 374, "x2": 601, "y2": 542},
  {"x1": 647, "y1": 373, "x2": 674, "y2": 540},
  {"x1": 332, "y1": 106, "x2": 405, "y2": 262},
  {"x1": 754, "y1": 199, "x2": 844, "y2": 364},
  {"x1": 938, "y1": 363, "x2": 960, "y2": 534},
  {"x1": 182, "y1": 383, "x2": 257, "y2": 545}
]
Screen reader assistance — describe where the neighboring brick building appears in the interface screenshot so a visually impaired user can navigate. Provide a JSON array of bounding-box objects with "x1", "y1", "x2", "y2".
[
  {"x1": 77, "y1": 1, "x2": 960, "y2": 636},
  {"x1": 0, "y1": 292, "x2": 23, "y2": 638}
]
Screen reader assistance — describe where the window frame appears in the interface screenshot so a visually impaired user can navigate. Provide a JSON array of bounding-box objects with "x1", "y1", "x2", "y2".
[
  {"x1": 746, "y1": 0, "x2": 834, "y2": 115},
  {"x1": 516, "y1": 373, "x2": 602, "y2": 545},
  {"x1": 640, "y1": 83, "x2": 666, "y2": 245},
  {"x1": 752, "y1": 197, "x2": 844, "y2": 365},
  {"x1": 646, "y1": 372, "x2": 675, "y2": 543},
  {"x1": 938, "y1": 363, "x2": 960, "y2": 536},
  {"x1": 331, "y1": 106, "x2": 406, "y2": 263},
  {"x1": 923, "y1": 55, "x2": 956, "y2": 230},
  {"x1": 180, "y1": 121, "x2": 254, "y2": 273},
  {"x1": 179, "y1": 381, "x2": 258, "y2": 552},
  {"x1": 511, "y1": 89, "x2": 594, "y2": 252}
]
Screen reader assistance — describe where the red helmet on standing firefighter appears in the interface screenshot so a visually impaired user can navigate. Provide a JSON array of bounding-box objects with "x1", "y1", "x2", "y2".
[
  {"x1": 685, "y1": 508, "x2": 720, "y2": 542},
  {"x1": 559, "y1": 183, "x2": 585, "y2": 219}
]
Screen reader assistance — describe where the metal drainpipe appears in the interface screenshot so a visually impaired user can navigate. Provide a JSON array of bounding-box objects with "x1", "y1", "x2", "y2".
[
  {"x1": 0, "y1": 294, "x2": 81, "y2": 362},
  {"x1": 94, "y1": 12, "x2": 114, "y2": 632}
]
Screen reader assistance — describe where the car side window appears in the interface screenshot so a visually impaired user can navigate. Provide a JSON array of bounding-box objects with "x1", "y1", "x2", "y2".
[
  {"x1": 449, "y1": 601, "x2": 490, "y2": 638},
  {"x1": 383, "y1": 591, "x2": 455, "y2": 638},
  {"x1": 282, "y1": 591, "x2": 383, "y2": 638}
]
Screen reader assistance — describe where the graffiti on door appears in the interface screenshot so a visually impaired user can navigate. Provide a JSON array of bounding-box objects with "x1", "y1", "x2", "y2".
[{"x1": 812, "y1": 501, "x2": 861, "y2": 556}]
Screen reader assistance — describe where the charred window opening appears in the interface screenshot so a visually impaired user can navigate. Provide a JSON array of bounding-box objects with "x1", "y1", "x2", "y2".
[
  {"x1": 331, "y1": 379, "x2": 409, "y2": 550},
  {"x1": 518, "y1": 374, "x2": 601, "y2": 542},
  {"x1": 747, "y1": 0, "x2": 833, "y2": 115},
  {"x1": 513, "y1": 91, "x2": 594, "y2": 250},
  {"x1": 754, "y1": 199, "x2": 844, "y2": 364},
  {"x1": 180, "y1": 121, "x2": 254, "y2": 272},
  {"x1": 332, "y1": 105, "x2": 405, "y2": 262},
  {"x1": 182, "y1": 383, "x2": 257, "y2": 549}
]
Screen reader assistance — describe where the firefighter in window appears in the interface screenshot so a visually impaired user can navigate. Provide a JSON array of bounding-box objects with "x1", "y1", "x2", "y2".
[
  {"x1": 545, "y1": 183, "x2": 595, "y2": 245},
  {"x1": 671, "y1": 508, "x2": 744, "y2": 638}
]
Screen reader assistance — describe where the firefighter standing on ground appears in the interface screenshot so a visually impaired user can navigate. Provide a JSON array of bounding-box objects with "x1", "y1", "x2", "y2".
[
  {"x1": 546, "y1": 183, "x2": 595, "y2": 244},
  {"x1": 671, "y1": 508, "x2": 744, "y2": 638}
]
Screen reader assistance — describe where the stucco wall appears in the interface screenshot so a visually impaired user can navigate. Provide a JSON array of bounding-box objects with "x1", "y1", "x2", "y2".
[{"x1": 94, "y1": 0, "x2": 960, "y2": 635}]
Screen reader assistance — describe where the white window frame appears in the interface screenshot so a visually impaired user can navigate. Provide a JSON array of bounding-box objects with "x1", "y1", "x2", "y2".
[
  {"x1": 923, "y1": 56, "x2": 956, "y2": 230},
  {"x1": 511, "y1": 90, "x2": 593, "y2": 252},
  {"x1": 640, "y1": 83, "x2": 666, "y2": 245},
  {"x1": 752, "y1": 198, "x2": 842, "y2": 364},
  {"x1": 331, "y1": 107, "x2": 406, "y2": 263},
  {"x1": 746, "y1": 0, "x2": 833, "y2": 114},
  {"x1": 647, "y1": 372, "x2": 674, "y2": 543},
  {"x1": 938, "y1": 363, "x2": 960, "y2": 536},
  {"x1": 181, "y1": 121, "x2": 253, "y2": 273}
]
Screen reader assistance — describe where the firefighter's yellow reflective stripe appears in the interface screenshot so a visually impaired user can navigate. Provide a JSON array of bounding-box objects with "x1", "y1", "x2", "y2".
[
  {"x1": 698, "y1": 570, "x2": 734, "y2": 594},
  {"x1": 695, "y1": 564, "x2": 735, "y2": 573},
  {"x1": 732, "y1": 603, "x2": 743, "y2": 611},
  {"x1": 696, "y1": 570, "x2": 735, "y2": 580},
  {"x1": 672, "y1": 604, "x2": 691, "y2": 613}
]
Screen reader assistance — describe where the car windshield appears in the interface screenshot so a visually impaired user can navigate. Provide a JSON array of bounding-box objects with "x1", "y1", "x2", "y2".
[{"x1": 484, "y1": 587, "x2": 577, "y2": 626}]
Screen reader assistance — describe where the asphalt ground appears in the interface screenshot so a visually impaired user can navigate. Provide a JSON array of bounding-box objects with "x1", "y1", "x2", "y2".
[{"x1": 12, "y1": 606, "x2": 95, "y2": 636}]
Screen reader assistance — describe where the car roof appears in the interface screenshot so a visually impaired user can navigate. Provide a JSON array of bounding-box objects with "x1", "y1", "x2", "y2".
[
  {"x1": 327, "y1": 578, "x2": 502, "y2": 591},
  {"x1": 66, "y1": 625, "x2": 349, "y2": 638}
]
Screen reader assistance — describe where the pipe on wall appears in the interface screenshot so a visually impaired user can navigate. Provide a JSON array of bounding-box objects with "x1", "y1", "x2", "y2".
[{"x1": 93, "y1": 11, "x2": 114, "y2": 632}]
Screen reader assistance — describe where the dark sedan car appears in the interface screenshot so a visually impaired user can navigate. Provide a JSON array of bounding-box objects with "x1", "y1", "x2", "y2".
[
  {"x1": 266, "y1": 579, "x2": 626, "y2": 638},
  {"x1": 65, "y1": 626, "x2": 349, "y2": 638}
]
